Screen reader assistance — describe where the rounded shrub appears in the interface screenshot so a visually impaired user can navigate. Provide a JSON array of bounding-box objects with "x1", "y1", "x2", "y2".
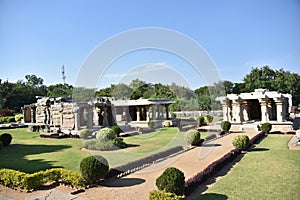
[
  {"x1": 96, "y1": 128, "x2": 116, "y2": 141},
  {"x1": 221, "y1": 121, "x2": 231, "y2": 132},
  {"x1": 15, "y1": 114, "x2": 23, "y2": 122},
  {"x1": 163, "y1": 120, "x2": 172, "y2": 127},
  {"x1": 156, "y1": 167, "x2": 185, "y2": 196},
  {"x1": 232, "y1": 134, "x2": 250, "y2": 150},
  {"x1": 148, "y1": 120, "x2": 154, "y2": 129},
  {"x1": 260, "y1": 122, "x2": 272, "y2": 134},
  {"x1": 205, "y1": 115, "x2": 214, "y2": 123},
  {"x1": 0, "y1": 133, "x2": 12, "y2": 146},
  {"x1": 0, "y1": 141, "x2": 3, "y2": 150},
  {"x1": 185, "y1": 129, "x2": 201, "y2": 146},
  {"x1": 196, "y1": 116, "x2": 205, "y2": 126},
  {"x1": 111, "y1": 125, "x2": 122, "y2": 137},
  {"x1": 79, "y1": 129, "x2": 89, "y2": 139},
  {"x1": 80, "y1": 155, "x2": 109, "y2": 184}
]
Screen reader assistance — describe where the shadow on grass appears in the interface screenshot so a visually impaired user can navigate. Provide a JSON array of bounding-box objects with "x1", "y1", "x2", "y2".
[
  {"x1": 0, "y1": 144, "x2": 71, "y2": 173},
  {"x1": 185, "y1": 153, "x2": 244, "y2": 200},
  {"x1": 199, "y1": 193, "x2": 228, "y2": 200},
  {"x1": 250, "y1": 147, "x2": 269, "y2": 152},
  {"x1": 103, "y1": 177, "x2": 145, "y2": 187}
]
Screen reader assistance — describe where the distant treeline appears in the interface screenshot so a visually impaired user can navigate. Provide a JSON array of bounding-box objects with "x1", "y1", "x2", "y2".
[{"x1": 0, "y1": 66, "x2": 299, "y2": 115}]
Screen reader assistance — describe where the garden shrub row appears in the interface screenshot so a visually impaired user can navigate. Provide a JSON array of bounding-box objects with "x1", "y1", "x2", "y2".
[
  {"x1": 149, "y1": 190, "x2": 183, "y2": 200},
  {"x1": 0, "y1": 168, "x2": 84, "y2": 191},
  {"x1": 184, "y1": 148, "x2": 241, "y2": 195},
  {"x1": 106, "y1": 146, "x2": 184, "y2": 178},
  {"x1": 249, "y1": 131, "x2": 265, "y2": 146}
]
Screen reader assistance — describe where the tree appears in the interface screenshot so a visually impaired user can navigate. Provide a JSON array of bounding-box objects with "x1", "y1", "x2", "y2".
[
  {"x1": 25, "y1": 74, "x2": 44, "y2": 87},
  {"x1": 243, "y1": 66, "x2": 300, "y2": 105},
  {"x1": 112, "y1": 83, "x2": 133, "y2": 99},
  {"x1": 47, "y1": 83, "x2": 73, "y2": 97}
]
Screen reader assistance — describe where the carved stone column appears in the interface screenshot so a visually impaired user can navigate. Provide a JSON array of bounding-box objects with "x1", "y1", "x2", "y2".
[
  {"x1": 275, "y1": 97, "x2": 284, "y2": 122},
  {"x1": 231, "y1": 98, "x2": 243, "y2": 123},
  {"x1": 259, "y1": 98, "x2": 269, "y2": 122}
]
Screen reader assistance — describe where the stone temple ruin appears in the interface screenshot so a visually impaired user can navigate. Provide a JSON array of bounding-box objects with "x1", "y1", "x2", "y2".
[
  {"x1": 217, "y1": 89, "x2": 294, "y2": 132},
  {"x1": 23, "y1": 96, "x2": 174, "y2": 135}
]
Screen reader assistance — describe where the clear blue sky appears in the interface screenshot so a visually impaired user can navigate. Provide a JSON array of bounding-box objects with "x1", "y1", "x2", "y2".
[{"x1": 1, "y1": 0, "x2": 299, "y2": 89}]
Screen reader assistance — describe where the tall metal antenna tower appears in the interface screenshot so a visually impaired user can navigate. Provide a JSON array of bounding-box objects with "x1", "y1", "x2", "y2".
[{"x1": 61, "y1": 65, "x2": 66, "y2": 84}]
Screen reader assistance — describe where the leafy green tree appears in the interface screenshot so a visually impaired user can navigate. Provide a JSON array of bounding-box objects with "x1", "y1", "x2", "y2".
[
  {"x1": 47, "y1": 83, "x2": 73, "y2": 97},
  {"x1": 112, "y1": 83, "x2": 133, "y2": 99}
]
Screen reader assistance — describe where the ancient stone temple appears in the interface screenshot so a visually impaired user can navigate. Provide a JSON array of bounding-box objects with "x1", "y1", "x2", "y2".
[
  {"x1": 217, "y1": 89, "x2": 292, "y2": 123},
  {"x1": 23, "y1": 97, "x2": 93, "y2": 134},
  {"x1": 111, "y1": 98, "x2": 174, "y2": 126}
]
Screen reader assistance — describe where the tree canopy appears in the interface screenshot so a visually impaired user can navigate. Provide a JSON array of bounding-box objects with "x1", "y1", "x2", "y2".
[{"x1": 1, "y1": 66, "x2": 299, "y2": 115}]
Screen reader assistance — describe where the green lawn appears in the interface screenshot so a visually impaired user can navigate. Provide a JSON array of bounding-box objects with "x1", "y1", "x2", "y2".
[
  {"x1": 200, "y1": 134, "x2": 300, "y2": 200},
  {"x1": 0, "y1": 127, "x2": 211, "y2": 173}
]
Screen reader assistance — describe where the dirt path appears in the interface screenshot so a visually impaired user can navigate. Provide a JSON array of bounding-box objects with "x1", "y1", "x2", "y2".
[{"x1": 0, "y1": 130, "x2": 258, "y2": 200}]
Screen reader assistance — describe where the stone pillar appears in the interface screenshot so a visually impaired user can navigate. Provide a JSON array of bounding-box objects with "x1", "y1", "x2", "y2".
[
  {"x1": 152, "y1": 105, "x2": 156, "y2": 120},
  {"x1": 87, "y1": 105, "x2": 93, "y2": 129},
  {"x1": 259, "y1": 98, "x2": 269, "y2": 122},
  {"x1": 136, "y1": 106, "x2": 140, "y2": 121},
  {"x1": 157, "y1": 105, "x2": 160, "y2": 119},
  {"x1": 275, "y1": 97, "x2": 284, "y2": 122},
  {"x1": 242, "y1": 101, "x2": 250, "y2": 122},
  {"x1": 146, "y1": 106, "x2": 150, "y2": 121},
  {"x1": 103, "y1": 107, "x2": 108, "y2": 126},
  {"x1": 220, "y1": 98, "x2": 230, "y2": 122},
  {"x1": 165, "y1": 105, "x2": 169, "y2": 119},
  {"x1": 122, "y1": 107, "x2": 127, "y2": 122},
  {"x1": 231, "y1": 98, "x2": 243, "y2": 123}
]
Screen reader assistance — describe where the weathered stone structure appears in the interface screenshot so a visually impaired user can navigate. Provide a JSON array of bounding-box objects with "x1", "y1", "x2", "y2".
[
  {"x1": 23, "y1": 96, "x2": 174, "y2": 133},
  {"x1": 112, "y1": 99, "x2": 174, "y2": 126},
  {"x1": 217, "y1": 89, "x2": 292, "y2": 123},
  {"x1": 23, "y1": 97, "x2": 93, "y2": 134}
]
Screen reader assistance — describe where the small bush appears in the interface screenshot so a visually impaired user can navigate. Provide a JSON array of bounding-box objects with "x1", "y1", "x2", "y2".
[
  {"x1": 0, "y1": 168, "x2": 83, "y2": 191},
  {"x1": 260, "y1": 122, "x2": 272, "y2": 134},
  {"x1": 163, "y1": 120, "x2": 172, "y2": 127},
  {"x1": 111, "y1": 125, "x2": 122, "y2": 136},
  {"x1": 149, "y1": 190, "x2": 182, "y2": 200},
  {"x1": 148, "y1": 120, "x2": 154, "y2": 129},
  {"x1": 96, "y1": 127, "x2": 116, "y2": 141},
  {"x1": 79, "y1": 129, "x2": 89, "y2": 139},
  {"x1": 185, "y1": 130, "x2": 201, "y2": 146},
  {"x1": 196, "y1": 116, "x2": 205, "y2": 126},
  {"x1": 0, "y1": 141, "x2": 3, "y2": 150},
  {"x1": 205, "y1": 115, "x2": 214, "y2": 123},
  {"x1": 232, "y1": 134, "x2": 250, "y2": 150},
  {"x1": 221, "y1": 121, "x2": 231, "y2": 132},
  {"x1": 15, "y1": 114, "x2": 23, "y2": 122},
  {"x1": 156, "y1": 167, "x2": 185, "y2": 196},
  {"x1": 170, "y1": 113, "x2": 177, "y2": 118},
  {"x1": 80, "y1": 155, "x2": 109, "y2": 184},
  {"x1": 83, "y1": 139, "x2": 115, "y2": 151},
  {"x1": 0, "y1": 133, "x2": 12, "y2": 146}
]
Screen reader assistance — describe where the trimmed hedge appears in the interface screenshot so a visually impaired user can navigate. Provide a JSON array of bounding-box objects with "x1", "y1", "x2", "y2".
[
  {"x1": 196, "y1": 116, "x2": 205, "y2": 126},
  {"x1": 0, "y1": 133, "x2": 12, "y2": 146},
  {"x1": 260, "y1": 122, "x2": 272, "y2": 134},
  {"x1": 0, "y1": 141, "x2": 3, "y2": 150},
  {"x1": 0, "y1": 168, "x2": 83, "y2": 191},
  {"x1": 232, "y1": 134, "x2": 250, "y2": 150},
  {"x1": 205, "y1": 115, "x2": 214, "y2": 123},
  {"x1": 80, "y1": 155, "x2": 109, "y2": 184},
  {"x1": 111, "y1": 125, "x2": 122, "y2": 136},
  {"x1": 156, "y1": 167, "x2": 185, "y2": 196},
  {"x1": 221, "y1": 121, "x2": 231, "y2": 132},
  {"x1": 185, "y1": 148, "x2": 241, "y2": 195},
  {"x1": 149, "y1": 190, "x2": 182, "y2": 200},
  {"x1": 79, "y1": 129, "x2": 89, "y2": 139},
  {"x1": 185, "y1": 130, "x2": 201, "y2": 146},
  {"x1": 163, "y1": 120, "x2": 172, "y2": 127}
]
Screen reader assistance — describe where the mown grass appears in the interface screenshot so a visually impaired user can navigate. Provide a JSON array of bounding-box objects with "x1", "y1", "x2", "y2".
[
  {"x1": 0, "y1": 127, "x2": 211, "y2": 172},
  {"x1": 200, "y1": 134, "x2": 300, "y2": 200}
]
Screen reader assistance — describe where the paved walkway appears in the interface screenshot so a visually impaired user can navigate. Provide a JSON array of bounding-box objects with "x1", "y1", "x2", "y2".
[{"x1": 0, "y1": 130, "x2": 259, "y2": 200}]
